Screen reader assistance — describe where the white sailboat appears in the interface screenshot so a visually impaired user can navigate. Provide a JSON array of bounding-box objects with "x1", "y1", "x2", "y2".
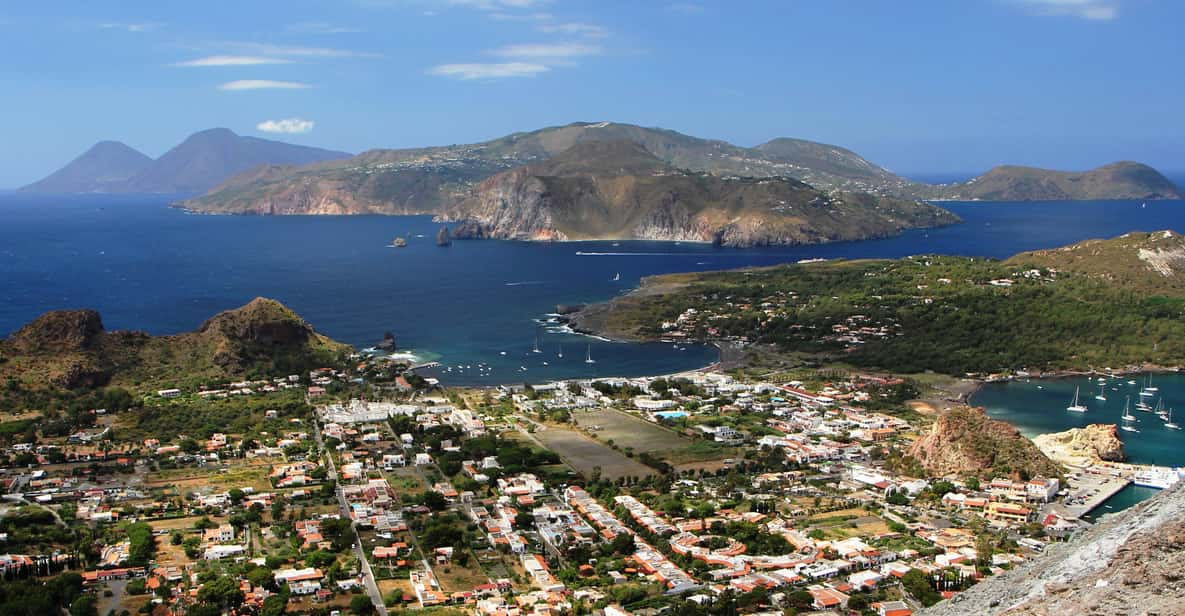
[
  {"x1": 1121, "y1": 396, "x2": 1140, "y2": 432},
  {"x1": 1094, "y1": 382, "x2": 1107, "y2": 401},
  {"x1": 1140, "y1": 374, "x2": 1158, "y2": 397},
  {"x1": 532, "y1": 335, "x2": 542, "y2": 354},
  {"x1": 584, "y1": 344, "x2": 595, "y2": 364},
  {"x1": 557, "y1": 345, "x2": 563, "y2": 359},
  {"x1": 1165, "y1": 407, "x2": 1181, "y2": 431},
  {"x1": 1066, "y1": 386, "x2": 1088, "y2": 413},
  {"x1": 1156, "y1": 398, "x2": 1168, "y2": 420},
  {"x1": 612, "y1": 272, "x2": 621, "y2": 281}
]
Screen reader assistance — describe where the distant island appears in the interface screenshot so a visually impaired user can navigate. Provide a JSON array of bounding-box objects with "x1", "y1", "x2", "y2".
[
  {"x1": 565, "y1": 230, "x2": 1185, "y2": 375},
  {"x1": 21, "y1": 128, "x2": 351, "y2": 194},
  {"x1": 440, "y1": 140, "x2": 959, "y2": 247},
  {"x1": 175, "y1": 122, "x2": 1181, "y2": 221}
]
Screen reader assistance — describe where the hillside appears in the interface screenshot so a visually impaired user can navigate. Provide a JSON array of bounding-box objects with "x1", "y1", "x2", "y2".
[
  {"x1": 179, "y1": 122, "x2": 1182, "y2": 216},
  {"x1": 441, "y1": 141, "x2": 958, "y2": 247},
  {"x1": 922, "y1": 482, "x2": 1185, "y2": 615},
  {"x1": 932, "y1": 161, "x2": 1182, "y2": 201},
  {"x1": 19, "y1": 141, "x2": 152, "y2": 193},
  {"x1": 1008, "y1": 230, "x2": 1185, "y2": 295},
  {"x1": 22, "y1": 128, "x2": 351, "y2": 195},
  {"x1": 908, "y1": 406, "x2": 1061, "y2": 479},
  {"x1": 0, "y1": 298, "x2": 350, "y2": 391},
  {"x1": 565, "y1": 231, "x2": 1185, "y2": 374},
  {"x1": 178, "y1": 121, "x2": 924, "y2": 215}
]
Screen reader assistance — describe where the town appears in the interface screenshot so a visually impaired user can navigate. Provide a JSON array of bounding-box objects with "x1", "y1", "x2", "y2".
[{"x1": 1, "y1": 354, "x2": 1139, "y2": 616}]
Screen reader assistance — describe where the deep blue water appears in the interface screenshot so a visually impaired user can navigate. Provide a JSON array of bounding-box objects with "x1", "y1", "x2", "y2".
[
  {"x1": 3, "y1": 193, "x2": 1185, "y2": 385},
  {"x1": 973, "y1": 374, "x2": 1185, "y2": 514}
]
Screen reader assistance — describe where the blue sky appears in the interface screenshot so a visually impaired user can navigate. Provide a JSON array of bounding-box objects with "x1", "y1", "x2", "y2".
[{"x1": 1, "y1": 0, "x2": 1182, "y2": 187}]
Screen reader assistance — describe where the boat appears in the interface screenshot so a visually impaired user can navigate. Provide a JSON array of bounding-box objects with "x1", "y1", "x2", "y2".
[
  {"x1": 557, "y1": 345, "x2": 563, "y2": 359},
  {"x1": 1165, "y1": 407, "x2": 1182, "y2": 430},
  {"x1": 1094, "y1": 382, "x2": 1107, "y2": 401},
  {"x1": 1066, "y1": 386, "x2": 1088, "y2": 413},
  {"x1": 393, "y1": 236, "x2": 407, "y2": 248},
  {"x1": 1156, "y1": 398, "x2": 1168, "y2": 420},
  {"x1": 1136, "y1": 399, "x2": 1153, "y2": 412},
  {"x1": 1139, "y1": 374, "x2": 1158, "y2": 397},
  {"x1": 1133, "y1": 468, "x2": 1180, "y2": 489},
  {"x1": 1121, "y1": 396, "x2": 1138, "y2": 425},
  {"x1": 612, "y1": 272, "x2": 621, "y2": 281},
  {"x1": 532, "y1": 335, "x2": 542, "y2": 354},
  {"x1": 585, "y1": 344, "x2": 595, "y2": 364}
]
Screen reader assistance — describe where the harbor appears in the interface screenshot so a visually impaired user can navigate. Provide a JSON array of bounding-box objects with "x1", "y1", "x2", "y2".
[{"x1": 1056, "y1": 461, "x2": 1181, "y2": 519}]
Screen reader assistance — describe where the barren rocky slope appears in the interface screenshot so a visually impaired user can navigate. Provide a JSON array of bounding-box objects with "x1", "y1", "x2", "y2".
[
  {"x1": 908, "y1": 406, "x2": 1062, "y2": 478},
  {"x1": 923, "y1": 482, "x2": 1185, "y2": 616}
]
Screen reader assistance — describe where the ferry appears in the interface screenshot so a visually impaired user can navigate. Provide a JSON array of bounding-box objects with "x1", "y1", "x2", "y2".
[{"x1": 1133, "y1": 468, "x2": 1182, "y2": 489}]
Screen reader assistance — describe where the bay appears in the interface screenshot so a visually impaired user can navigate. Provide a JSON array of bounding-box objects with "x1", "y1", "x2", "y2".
[{"x1": 3, "y1": 193, "x2": 1185, "y2": 385}]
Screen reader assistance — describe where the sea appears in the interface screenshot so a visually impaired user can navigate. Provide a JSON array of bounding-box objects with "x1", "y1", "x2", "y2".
[
  {"x1": 973, "y1": 374, "x2": 1185, "y2": 517},
  {"x1": 3, "y1": 192, "x2": 1185, "y2": 389}
]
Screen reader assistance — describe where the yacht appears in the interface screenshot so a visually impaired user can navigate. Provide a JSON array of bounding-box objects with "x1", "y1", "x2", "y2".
[
  {"x1": 1066, "y1": 386, "x2": 1088, "y2": 413},
  {"x1": 612, "y1": 272, "x2": 621, "y2": 281},
  {"x1": 532, "y1": 335, "x2": 542, "y2": 354},
  {"x1": 1140, "y1": 374, "x2": 1158, "y2": 397},
  {"x1": 585, "y1": 344, "x2": 595, "y2": 364},
  {"x1": 1121, "y1": 396, "x2": 1139, "y2": 432},
  {"x1": 557, "y1": 345, "x2": 563, "y2": 359},
  {"x1": 1165, "y1": 407, "x2": 1181, "y2": 431},
  {"x1": 1094, "y1": 382, "x2": 1107, "y2": 401}
]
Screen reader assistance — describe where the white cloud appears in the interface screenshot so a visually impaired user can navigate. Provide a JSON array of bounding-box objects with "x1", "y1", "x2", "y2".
[
  {"x1": 429, "y1": 62, "x2": 549, "y2": 80},
  {"x1": 175, "y1": 55, "x2": 292, "y2": 67},
  {"x1": 286, "y1": 22, "x2": 366, "y2": 34},
  {"x1": 1011, "y1": 0, "x2": 1119, "y2": 20},
  {"x1": 537, "y1": 22, "x2": 609, "y2": 38},
  {"x1": 490, "y1": 42, "x2": 601, "y2": 60},
  {"x1": 490, "y1": 11, "x2": 553, "y2": 21},
  {"x1": 223, "y1": 41, "x2": 381, "y2": 59},
  {"x1": 448, "y1": 0, "x2": 550, "y2": 9},
  {"x1": 257, "y1": 118, "x2": 316, "y2": 134},
  {"x1": 98, "y1": 21, "x2": 162, "y2": 33},
  {"x1": 218, "y1": 80, "x2": 311, "y2": 91},
  {"x1": 665, "y1": 3, "x2": 705, "y2": 14}
]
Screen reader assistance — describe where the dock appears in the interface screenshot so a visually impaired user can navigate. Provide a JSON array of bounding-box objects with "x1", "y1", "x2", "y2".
[{"x1": 1059, "y1": 471, "x2": 1131, "y2": 519}]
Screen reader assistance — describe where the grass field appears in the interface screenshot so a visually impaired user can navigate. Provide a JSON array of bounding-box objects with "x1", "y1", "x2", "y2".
[
  {"x1": 571, "y1": 408, "x2": 688, "y2": 453},
  {"x1": 144, "y1": 462, "x2": 272, "y2": 493},
  {"x1": 532, "y1": 426, "x2": 654, "y2": 480}
]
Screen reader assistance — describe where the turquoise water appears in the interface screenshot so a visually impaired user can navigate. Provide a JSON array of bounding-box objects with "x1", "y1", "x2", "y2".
[
  {"x1": 4, "y1": 193, "x2": 1185, "y2": 385},
  {"x1": 973, "y1": 373, "x2": 1185, "y2": 513}
]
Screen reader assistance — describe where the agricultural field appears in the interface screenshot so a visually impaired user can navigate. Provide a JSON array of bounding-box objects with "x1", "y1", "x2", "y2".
[
  {"x1": 571, "y1": 408, "x2": 688, "y2": 453},
  {"x1": 142, "y1": 461, "x2": 272, "y2": 494},
  {"x1": 532, "y1": 426, "x2": 654, "y2": 480}
]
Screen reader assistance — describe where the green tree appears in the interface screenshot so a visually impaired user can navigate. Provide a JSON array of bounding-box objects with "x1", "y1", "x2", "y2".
[{"x1": 349, "y1": 595, "x2": 376, "y2": 615}]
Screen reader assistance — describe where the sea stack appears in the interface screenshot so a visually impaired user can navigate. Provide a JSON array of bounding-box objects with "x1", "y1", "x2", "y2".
[{"x1": 436, "y1": 225, "x2": 452, "y2": 246}]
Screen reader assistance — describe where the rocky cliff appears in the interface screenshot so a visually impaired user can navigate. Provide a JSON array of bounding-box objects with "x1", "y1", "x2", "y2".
[
  {"x1": 0, "y1": 298, "x2": 350, "y2": 391},
  {"x1": 908, "y1": 406, "x2": 1063, "y2": 478},
  {"x1": 923, "y1": 482, "x2": 1185, "y2": 615},
  {"x1": 1033, "y1": 424, "x2": 1126, "y2": 467},
  {"x1": 443, "y1": 141, "x2": 958, "y2": 247}
]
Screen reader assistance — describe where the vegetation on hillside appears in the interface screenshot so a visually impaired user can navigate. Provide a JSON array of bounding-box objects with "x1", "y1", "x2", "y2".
[{"x1": 581, "y1": 232, "x2": 1185, "y2": 375}]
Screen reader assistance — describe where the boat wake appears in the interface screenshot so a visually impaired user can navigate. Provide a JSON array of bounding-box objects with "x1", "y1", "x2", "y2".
[{"x1": 504, "y1": 280, "x2": 550, "y2": 286}]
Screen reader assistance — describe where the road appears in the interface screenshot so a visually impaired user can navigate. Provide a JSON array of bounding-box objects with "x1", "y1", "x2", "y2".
[{"x1": 314, "y1": 420, "x2": 388, "y2": 616}]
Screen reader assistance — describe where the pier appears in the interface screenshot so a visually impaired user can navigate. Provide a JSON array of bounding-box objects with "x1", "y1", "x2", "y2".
[{"x1": 1058, "y1": 469, "x2": 1131, "y2": 519}]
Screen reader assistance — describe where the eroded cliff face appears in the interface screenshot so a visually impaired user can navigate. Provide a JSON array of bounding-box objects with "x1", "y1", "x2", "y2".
[
  {"x1": 908, "y1": 406, "x2": 1063, "y2": 478},
  {"x1": 445, "y1": 169, "x2": 567, "y2": 241},
  {"x1": 1033, "y1": 424, "x2": 1126, "y2": 466}
]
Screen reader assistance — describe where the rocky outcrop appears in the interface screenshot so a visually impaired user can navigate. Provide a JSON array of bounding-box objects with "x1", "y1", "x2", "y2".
[
  {"x1": 1033, "y1": 424, "x2": 1126, "y2": 467},
  {"x1": 0, "y1": 298, "x2": 350, "y2": 391},
  {"x1": 922, "y1": 482, "x2": 1185, "y2": 615},
  {"x1": 1009, "y1": 231, "x2": 1185, "y2": 297},
  {"x1": 908, "y1": 406, "x2": 1063, "y2": 478},
  {"x1": 444, "y1": 141, "x2": 959, "y2": 246},
  {"x1": 5, "y1": 309, "x2": 106, "y2": 355}
]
